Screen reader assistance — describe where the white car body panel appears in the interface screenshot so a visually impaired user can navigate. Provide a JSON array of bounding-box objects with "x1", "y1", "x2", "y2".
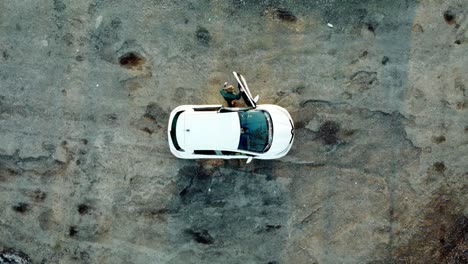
[{"x1": 180, "y1": 111, "x2": 241, "y2": 152}]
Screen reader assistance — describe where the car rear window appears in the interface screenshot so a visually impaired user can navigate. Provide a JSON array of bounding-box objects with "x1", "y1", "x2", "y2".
[
  {"x1": 170, "y1": 111, "x2": 184, "y2": 151},
  {"x1": 237, "y1": 110, "x2": 272, "y2": 153}
]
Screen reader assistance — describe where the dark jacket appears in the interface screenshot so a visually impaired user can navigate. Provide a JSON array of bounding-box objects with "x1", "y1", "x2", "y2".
[{"x1": 220, "y1": 87, "x2": 241, "y2": 102}]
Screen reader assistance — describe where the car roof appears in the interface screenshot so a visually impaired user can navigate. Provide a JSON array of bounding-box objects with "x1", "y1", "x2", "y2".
[{"x1": 178, "y1": 111, "x2": 241, "y2": 151}]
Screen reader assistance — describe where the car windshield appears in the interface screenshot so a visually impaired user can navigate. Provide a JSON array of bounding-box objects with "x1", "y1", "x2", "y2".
[{"x1": 238, "y1": 110, "x2": 272, "y2": 153}]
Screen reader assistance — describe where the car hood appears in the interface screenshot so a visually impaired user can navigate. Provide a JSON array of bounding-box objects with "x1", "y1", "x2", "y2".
[
  {"x1": 268, "y1": 107, "x2": 294, "y2": 154},
  {"x1": 176, "y1": 111, "x2": 241, "y2": 151}
]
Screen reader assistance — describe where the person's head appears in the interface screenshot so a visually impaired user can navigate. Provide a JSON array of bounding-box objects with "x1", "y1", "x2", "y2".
[{"x1": 224, "y1": 85, "x2": 234, "y2": 93}]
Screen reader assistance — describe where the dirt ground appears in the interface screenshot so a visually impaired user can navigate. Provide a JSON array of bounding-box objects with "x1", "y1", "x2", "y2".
[{"x1": 0, "y1": 0, "x2": 467, "y2": 263}]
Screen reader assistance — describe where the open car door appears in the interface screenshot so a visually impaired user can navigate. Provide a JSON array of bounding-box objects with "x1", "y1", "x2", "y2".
[{"x1": 233, "y1": 72, "x2": 258, "y2": 108}]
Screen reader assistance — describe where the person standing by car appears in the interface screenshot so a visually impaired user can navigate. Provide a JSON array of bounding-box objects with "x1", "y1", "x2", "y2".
[{"x1": 220, "y1": 82, "x2": 241, "y2": 107}]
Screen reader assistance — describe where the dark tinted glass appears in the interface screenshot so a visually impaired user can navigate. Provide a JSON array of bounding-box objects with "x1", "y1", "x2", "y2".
[{"x1": 237, "y1": 111, "x2": 269, "y2": 152}]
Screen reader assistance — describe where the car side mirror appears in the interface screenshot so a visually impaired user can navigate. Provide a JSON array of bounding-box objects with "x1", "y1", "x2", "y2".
[
  {"x1": 253, "y1": 95, "x2": 259, "y2": 103},
  {"x1": 246, "y1": 157, "x2": 253, "y2": 164}
]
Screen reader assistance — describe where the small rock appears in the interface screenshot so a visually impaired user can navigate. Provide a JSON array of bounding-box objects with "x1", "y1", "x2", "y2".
[{"x1": 53, "y1": 144, "x2": 68, "y2": 163}]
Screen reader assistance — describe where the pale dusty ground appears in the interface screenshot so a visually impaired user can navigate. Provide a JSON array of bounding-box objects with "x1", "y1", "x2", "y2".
[{"x1": 0, "y1": 0, "x2": 467, "y2": 263}]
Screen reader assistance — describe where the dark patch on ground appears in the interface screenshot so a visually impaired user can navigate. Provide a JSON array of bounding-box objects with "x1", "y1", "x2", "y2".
[
  {"x1": 432, "y1": 135, "x2": 446, "y2": 144},
  {"x1": 53, "y1": 0, "x2": 66, "y2": 13},
  {"x1": 443, "y1": 9, "x2": 456, "y2": 25},
  {"x1": 196, "y1": 26, "x2": 211, "y2": 46},
  {"x1": 72, "y1": 251, "x2": 91, "y2": 263},
  {"x1": 433, "y1": 162, "x2": 446, "y2": 173},
  {"x1": 110, "y1": 18, "x2": 122, "y2": 29},
  {"x1": 270, "y1": 8, "x2": 297, "y2": 22},
  {"x1": 22, "y1": 189, "x2": 47, "y2": 202},
  {"x1": 366, "y1": 22, "x2": 376, "y2": 34},
  {"x1": 185, "y1": 229, "x2": 214, "y2": 245},
  {"x1": 75, "y1": 55, "x2": 84, "y2": 62},
  {"x1": 168, "y1": 163, "x2": 288, "y2": 261},
  {"x1": 66, "y1": 220, "x2": 109, "y2": 241},
  {"x1": 105, "y1": 112, "x2": 118, "y2": 121},
  {"x1": 52, "y1": 0, "x2": 66, "y2": 30},
  {"x1": 177, "y1": 165, "x2": 215, "y2": 205},
  {"x1": 62, "y1": 33, "x2": 74, "y2": 46},
  {"x1": 317, "y1": 121, "x2": 340, "y2": 145},
  {"x1": 69, "y1": 226, "x2": 78, "y2": 237},
  {"x1": 276, "y1": 90, "x2": 287, "y2": 97},
  {"x1": 395, "y1": 190, "x2": 467, "y2": 263},
  {"x1": 341, "y1": 129, "x2": 356, "y2": 137},
  {"x1": 78, "y1": 204, "x2": 91, "y2": 215},
  {"x1": 116, "y1": 40, "x2": 147, "y2": 66},
  {"x1": 143, "y1": 103, "x2": 167, "y2": 123},
  {"x1": 141, "y1": 127, "x2": 153, "y2": 135},
  {"x1": 252, "y1": 160, "x2": 275, "y2": 180},
  {"x1": 134, "y1": 103, "x2": 168, "y2": 134},
  {"x1": 119, "y1": 52, "x2": 145, "y2": 70},
  {"x1": 137, "y1": 207, "x2": 171, "y2": 222},
  {"x1": 0, "y1": 249, "x2": 31, "y2": 264},
  {"x1": 359, "y1": 50, "x2": 368, "y2": 58},
  {"x1": 382, "y1": 56, "x2": 389, "y2": 65},
  {"x1": 264, "y1": 224, "x2": 282, "y2": 232},
  {"x1": 12, "y1": 202, "x2": 29, "y2": 213}
]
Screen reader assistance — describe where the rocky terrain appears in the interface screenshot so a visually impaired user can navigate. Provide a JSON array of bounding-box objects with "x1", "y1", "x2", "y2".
[{"x1": 0, "y1": 0, "x2": 467, "y2": 263}]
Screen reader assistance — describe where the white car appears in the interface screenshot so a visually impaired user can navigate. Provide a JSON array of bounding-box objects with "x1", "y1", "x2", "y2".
[{"x1": 168, "y1": 72, "x2": 294, "y2": 163}]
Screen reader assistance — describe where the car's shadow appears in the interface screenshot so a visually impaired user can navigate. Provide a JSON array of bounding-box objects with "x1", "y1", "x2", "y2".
[{"x1": 165, "y1": 159, "x2": 288, "y2": 263}]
